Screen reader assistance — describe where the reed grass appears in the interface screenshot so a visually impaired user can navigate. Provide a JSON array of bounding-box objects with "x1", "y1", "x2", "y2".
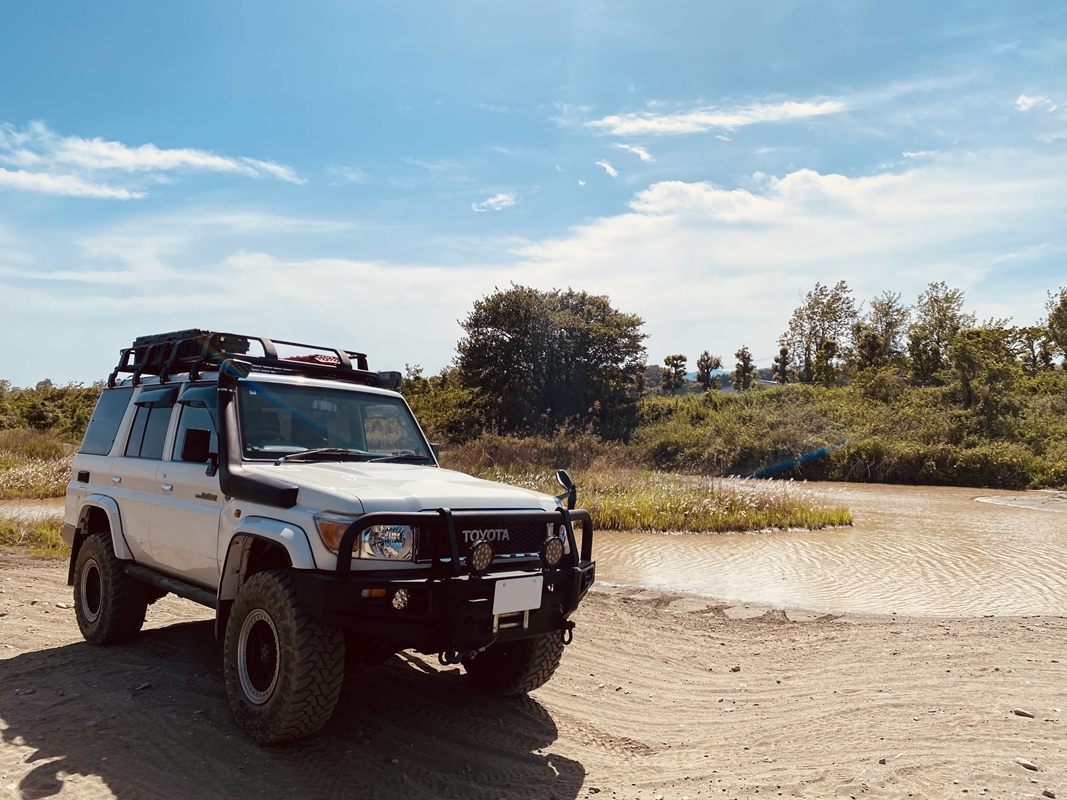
[
  {"x1": 469, "y1": 466, "x2": 852, "y2": 533},
  {"x1": 0, "y1": 428, "x2": 74, "y2": 500},
  {"x1": 0, "y1": 454, "x2": 73, "y2": 500},
  {"x1": 0, "y1": 515, "x2": 69, "y2": 557}
]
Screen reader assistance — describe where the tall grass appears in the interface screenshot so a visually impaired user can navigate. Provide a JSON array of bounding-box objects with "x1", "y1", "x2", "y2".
[
  {"x1": 0, "y1": 429, "x2": 74, "y2": 500},
  {"x1": 0, "y1": 516, "x2": 69, "y2": 557},
  {"x1": 469, "y1": 466, "x2": 852, "y2": 533}
]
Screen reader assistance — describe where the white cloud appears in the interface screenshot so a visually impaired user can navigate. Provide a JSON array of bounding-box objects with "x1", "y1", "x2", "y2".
[
  {"x1": 0, "y1": 121, "x2": 303, "y2": 199},
  {"x1": 578, "y1": 180, "x2": 586, "y2": 186},
  {"x1": 1016, "y1": 94, "x2": 1050, "y2": 111},
  {"x1": 0, "y1": 167, "x2": 142, "y2": 199},
  {"x1": 612, "y1": 143, "x2": 654, "y2": 161},
  {"x1": 5, "y1": 150, "x2": 1067, "y2": 384},
  {"x1": 587, "y1": 98, "x2": 845, "y2": 136},
  {"x1": 595, "y1": 160, "x2": 618, "y2": 177},
  {"x1": 514, "y1": 149, "x2": 1067, "y2": 362},
  {"x1": 471, "y1": 192, "x2": 517, "y2": 212}
]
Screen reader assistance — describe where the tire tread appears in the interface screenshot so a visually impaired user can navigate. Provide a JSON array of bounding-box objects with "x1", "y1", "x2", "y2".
[
  {"x1": 224, "y1": 570, "x2": 344, "y2": 743},
  {"x1": 73, "y1": 533, "x2": 147, "y2": 645}
]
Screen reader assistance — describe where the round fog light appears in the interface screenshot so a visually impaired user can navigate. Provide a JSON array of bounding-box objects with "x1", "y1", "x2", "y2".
[
  {"x1": 392, "y1": 588, "x2": 410, "y2": 610},
  {"x1": 469, "y1": 540, "x2": 494, "y2": 573},
  {"x1": 542, "y1": 536, "x2": 564, "y2": 568}
]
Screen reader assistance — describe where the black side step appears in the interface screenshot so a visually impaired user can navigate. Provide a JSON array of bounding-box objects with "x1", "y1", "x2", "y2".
[{"x1": 125, "y1": 564, "x2": 218, "y2": 610}]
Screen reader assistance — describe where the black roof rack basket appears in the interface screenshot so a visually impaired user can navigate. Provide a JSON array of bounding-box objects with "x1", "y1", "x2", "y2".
[{"x1": 107, "y1": 329, "x2": 399, "y2": 390}]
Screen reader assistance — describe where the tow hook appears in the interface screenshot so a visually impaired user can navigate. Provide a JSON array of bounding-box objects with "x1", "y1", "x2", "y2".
[
  {"x1": 439, "y1": 638, "x2": 496, "y2": 666},
  {"x1": 560, "y1": 620, "x2": 575, "y2": 645}
]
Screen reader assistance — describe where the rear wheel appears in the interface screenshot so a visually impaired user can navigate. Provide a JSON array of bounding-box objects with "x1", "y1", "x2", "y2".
[
  {"x1": 73, "y1": 533, "x2": 147, "y2": 645},
  {"x1": 463, "y1": 632, "x2": 565, "y2": 695},
  {"x1": 223, "y1": 570, "x2": 345, "y2": 743}
]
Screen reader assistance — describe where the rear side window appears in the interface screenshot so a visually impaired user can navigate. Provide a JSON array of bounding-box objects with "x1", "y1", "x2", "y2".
[
  {"x1": 175, "y1": 405, "x2": 218, "y2": 461},
  {"x1": 79, "y1": 388, "x2": 135, "y2": 455},
  {"x1": 124, "y1": 405, "x2": 174, "y2": 460}
]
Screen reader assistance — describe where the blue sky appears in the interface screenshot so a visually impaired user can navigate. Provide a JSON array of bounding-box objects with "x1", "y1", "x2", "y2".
[{"x1": 1, "y1": 1, "x2": 1065, "y2": 385}]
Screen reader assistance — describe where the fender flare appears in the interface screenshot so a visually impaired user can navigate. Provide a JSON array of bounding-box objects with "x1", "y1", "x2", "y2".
[
  {"x1": 78, "y1": 494, "x2": 134, "y2": 561},
  {"x1": 216, "y1": 517, "x2": 317, "y2": 603}
]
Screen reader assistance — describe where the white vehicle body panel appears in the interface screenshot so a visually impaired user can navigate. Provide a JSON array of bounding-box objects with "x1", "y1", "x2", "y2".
[{"x1": 152, "y1": 460, "x2": 224, "y2": 587}]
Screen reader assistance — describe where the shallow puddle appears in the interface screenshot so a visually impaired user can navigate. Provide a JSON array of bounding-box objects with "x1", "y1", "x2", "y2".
[
  {"x1": 593, "y1": 482, "x2": 1067, "y2": 617},
  {"x1": 0, "y1": 497, "x2": 64, "y2": 522},
  {"x1": 6, "y1": 484, "x2": 1067, "y2": 617}
]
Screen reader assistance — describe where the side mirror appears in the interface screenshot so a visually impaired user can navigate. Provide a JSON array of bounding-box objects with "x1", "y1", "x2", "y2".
[
  {"x1": 182, "y1": 428, "x2": 213, "y2": 464},
  {"x1": 430, "y1": 443, "x2": 441, "y2": 461},
  {"x1": 555, "y1": 469, "x2": 577, "y2": 510}
]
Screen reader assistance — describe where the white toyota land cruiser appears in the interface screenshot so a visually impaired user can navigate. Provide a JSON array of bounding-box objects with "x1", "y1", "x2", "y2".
[{"x1": 62, "y1": 330, "x2": 595, "y2": 743}]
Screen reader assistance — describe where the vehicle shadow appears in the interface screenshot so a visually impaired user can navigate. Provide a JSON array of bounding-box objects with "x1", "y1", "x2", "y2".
[{"x1": 0, "y1": 620, "x2": 585, "y2": 800}]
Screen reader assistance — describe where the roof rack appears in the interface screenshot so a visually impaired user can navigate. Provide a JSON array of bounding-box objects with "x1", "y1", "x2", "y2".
[{"x1": 107, "y1": 329, "x2": 399, "y2": 390}]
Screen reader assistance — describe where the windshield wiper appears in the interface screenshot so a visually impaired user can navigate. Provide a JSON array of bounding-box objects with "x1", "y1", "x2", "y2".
[
  {"x1": 274, "y1": 448, "x2": 371, "y2": 465},
  {"x1": 368, "y1": 452, "x2": 434, "y2": 464}
]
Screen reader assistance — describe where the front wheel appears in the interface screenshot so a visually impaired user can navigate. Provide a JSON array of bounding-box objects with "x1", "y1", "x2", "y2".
[
  {"x1": 462, "y1": 632, "x2": 565, "y2": 695},
  {"x1": 223, "y1": 570, "x2": 345, "y2": 743}
]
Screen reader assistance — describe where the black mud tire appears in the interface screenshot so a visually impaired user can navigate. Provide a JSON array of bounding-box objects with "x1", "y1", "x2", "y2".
[
  {"x1": 73, "y1": 533, "x2": 148, "y2": 645},
  {"x1": 462, "y1": 632, "x2": 565, "y2": 696},
  {"x1": 223, "y1": 570, "x2": 345, "y2": 744}
]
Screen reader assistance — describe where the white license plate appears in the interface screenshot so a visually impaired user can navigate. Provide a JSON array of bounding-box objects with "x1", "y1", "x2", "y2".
[{"x1": 492, "y1": 575, "x2": 544, "y2": 616}]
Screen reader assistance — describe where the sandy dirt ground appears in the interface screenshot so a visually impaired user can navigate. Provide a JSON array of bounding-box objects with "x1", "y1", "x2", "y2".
[{"x1": 1, "y1": 553, "x2": 1065, "y2": 800}]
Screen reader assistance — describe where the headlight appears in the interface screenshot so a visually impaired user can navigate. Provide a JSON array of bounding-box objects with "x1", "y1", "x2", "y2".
[
  {"x1": 314, "y1": 514, "x2": 416, "y2": 561},
  {"x1": 360, "y1": 525, "x2": 415, "y2": 560}
]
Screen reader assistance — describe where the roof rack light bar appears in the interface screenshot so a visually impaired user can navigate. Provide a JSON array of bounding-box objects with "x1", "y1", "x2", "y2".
[{"x1": 106, "y1": 329, "x2": 397, "y2": 390}]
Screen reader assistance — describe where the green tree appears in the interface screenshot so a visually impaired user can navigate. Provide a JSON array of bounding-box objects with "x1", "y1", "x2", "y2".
[
  {"x1": 771, "y1": 346, "x2": 791, "y2": 384},
  {"x1": 400, "y1": 365, "x2": 484, "y2": 444},
  {"x1": 948, "y1": 327, "x2": 1022, "y2": 436},
  {"x1": 907, "y1": 281, "x2": 975, "y2": 376},
  {"x1": 779, "y1": 281, "x2": 856, "y2": 383},
  {"x1": 661, "y1": 354, "x2": 688, "y2": 395},
  {"x1": 853, "y1": 326, "x2": 889, "y2": 372},
  {"x1": 456, "y1": 286, "x2": 647, "y2": 438},
  {"x1": 732, "y1": 346, "x2": 756, "y2": 391},
  {"x1": 1014, "y1": 326, "x2": 1054, "y2": 377},
  {"x1": 812, "y1": 339, "x2": 838, "y2": 385},
  {"x1": 1047, "y1": 287, "x2": 1067, "y2": 367},
  {"x1": 695, "y1": 351, "x2": 722, "y2": 391},
  {"x1": 865, "y1": 290, "x2": 910, "y2": 362}
]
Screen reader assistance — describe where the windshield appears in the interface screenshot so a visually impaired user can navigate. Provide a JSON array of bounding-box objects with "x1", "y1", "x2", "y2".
[{"x1": 237, "y1": 382, "x2": 430, "y2": 460}]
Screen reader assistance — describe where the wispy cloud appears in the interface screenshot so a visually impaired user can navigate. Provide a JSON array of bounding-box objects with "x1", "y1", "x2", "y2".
[
  {"x1": 471, "y1": 192, "x2": 517, "y2": 212},
  {"x1": 595, "y1": 160, "x2": 618, "y2": 177},
  {"x1": 0, "y1": 121, "x2": 303, "y2": 199},
  {"x1": 0, "y1": 167, "x2": 143, "y2": 199},
  {"x1": 611, "y1": 143, "x2": 654, "y2": 161},
  {"x1": 325, "y1": 165, "x2": 370, "y2": 184},
  {"x1": 587, "y1": 98, "x2": 845, "y2": 136},
  {"x1": 0, "y1": 122, "x2": 305, "y2": 203}
]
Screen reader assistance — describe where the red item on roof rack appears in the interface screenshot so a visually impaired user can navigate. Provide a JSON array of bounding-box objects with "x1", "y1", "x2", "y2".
[{"x1": 286, "y1": 354, "x2": 342, "y2": 365}]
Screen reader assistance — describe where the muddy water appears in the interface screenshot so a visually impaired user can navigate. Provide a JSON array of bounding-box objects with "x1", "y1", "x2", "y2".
[
  {"x1": 594, "y1": 483, "x2": 1067, "y2": 617},
  {"x1": 5, "y1": 485, "x2": 1067, "y2": 616}
]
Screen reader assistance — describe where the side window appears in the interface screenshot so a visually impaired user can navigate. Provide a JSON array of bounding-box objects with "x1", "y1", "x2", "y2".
[
  {"x1": 124, "y1": 405, "x2": 174, "y2": 459},
  {"x1": 79, "y1": 388, "x2": 135, "y2": 455},
  {"x1": 175, "y1": 406, "x2": 218, "y2": 462}
]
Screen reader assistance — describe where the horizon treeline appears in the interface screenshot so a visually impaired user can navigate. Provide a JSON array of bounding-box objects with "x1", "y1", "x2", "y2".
[{"x1": 4, "y1": 281, "x2": 1067, "y2": 489}]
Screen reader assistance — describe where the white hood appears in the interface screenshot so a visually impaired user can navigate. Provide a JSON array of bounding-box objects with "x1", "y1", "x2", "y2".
[{"x1": 242, "y1": 462, "x2": 557, "y2": 515}]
